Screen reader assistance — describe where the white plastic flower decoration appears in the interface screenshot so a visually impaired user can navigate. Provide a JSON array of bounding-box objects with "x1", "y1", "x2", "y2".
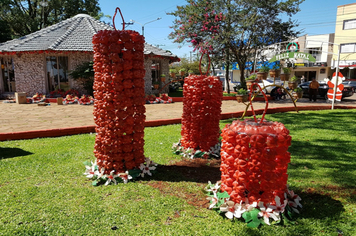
[
  {"x1": 118, "y1": 171, "x2": 132, "y2": 184},
  {"x1": 257, "y1": 201, "x2": 280, "y2": 225},
  {"x1": 206, "y1": 194, "x2": 218, "y2": 209},
  {"x1": 285, "y1": 190, "x2": 302, "y2": 213},
  {"x1": 96, "y1": 167, "x2": 105, "y2": 179},
  {"x1": 288, "y1": 190, "x2": 302, "y2": 208},
  {"x1": 145, "y1": 157, "x2": 157, "y2": 167},
  {"x1": 269, "y1": 196, "x2": 287, "y2": 214},
  {"x1": 105, "y1": 170, "x2": 119, "y2": 185},
  {"x1": 242, "y1": 198, "x2": 258, "y2": 212},
  {"x1": 139, "y1": 158, "x2": 157, "y2": 177},
  {"x1": 205, "y1": 181, "x2": 221, "y2": 194},
  {"x1": 172, "y1": 142, "x2": 180, "y2": 149},
  {"x1": 209, "y1": 143, "x2": 221, "y2": 157},
  {"x1": 220, "y1": 201, "x2": 239, "y2": 219},
  {"x1": 182, "y1": 148, "x2": 194, "y2": 159},
  {"x1": 84, "y1": 160, "x2": 97, "y2": 178},
  {"x1": 233, "y1": 201, "x2": 247, "y2": 218}
]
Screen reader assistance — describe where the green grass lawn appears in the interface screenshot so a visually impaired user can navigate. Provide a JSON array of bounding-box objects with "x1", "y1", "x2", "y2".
[
  {"x1": 223, "y1": 92, "x2": 237, "y2": 97},
  {"x1": 1, "y1": 109, "x2": 356, "y2": 235}
]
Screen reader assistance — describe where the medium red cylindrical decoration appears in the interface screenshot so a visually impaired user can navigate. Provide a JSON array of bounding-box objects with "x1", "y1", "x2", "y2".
[
  {"x1": 180, "y1": 74, "x2": 223, "y2": 152},
  {"x1": 220, "y1": 119, "x2": 291, "y2": 205},
  {"x1": 92, "y1": 28, "x2": 146, "y2": 175}
]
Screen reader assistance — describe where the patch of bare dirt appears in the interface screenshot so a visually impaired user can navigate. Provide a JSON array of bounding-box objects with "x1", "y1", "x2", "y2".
[{"x1": 146, "y1": 158, "x2": 221, "y2": 209}]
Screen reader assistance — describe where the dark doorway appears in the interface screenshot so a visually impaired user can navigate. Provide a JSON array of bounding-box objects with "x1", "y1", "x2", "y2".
[
  {"x1": 308, "y1": 71, "x2": 317, "y2": 81},
  {"x1": 1, "y1": 58, "x2": 15, "y2": 92}
]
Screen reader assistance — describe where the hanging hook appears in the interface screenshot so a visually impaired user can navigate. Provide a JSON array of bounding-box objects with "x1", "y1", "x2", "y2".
[{"x1": 113, "y1": 7, "x2": 125, "y2": 31}]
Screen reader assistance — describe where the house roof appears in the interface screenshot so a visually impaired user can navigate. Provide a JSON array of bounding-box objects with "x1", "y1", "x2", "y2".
[{"x1": 0, "y1": 14, "x2": 179, "y2": 61}]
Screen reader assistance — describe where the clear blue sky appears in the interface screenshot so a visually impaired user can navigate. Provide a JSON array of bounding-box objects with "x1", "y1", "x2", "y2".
[{"x1": 98, "y1": 0, "x2": 356, "y2": 58}]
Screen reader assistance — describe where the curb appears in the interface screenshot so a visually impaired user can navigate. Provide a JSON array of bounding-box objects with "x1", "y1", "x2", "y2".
[
  {"x1": 1, "y1": 105, "x2": 356, "y2": 141},
  {"x1": 172, "y1": 96, "x2": 272, "y2": 102}
]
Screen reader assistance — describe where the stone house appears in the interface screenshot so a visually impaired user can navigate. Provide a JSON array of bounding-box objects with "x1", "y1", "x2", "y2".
[{"x1": 0, "y1": 14, "x2": 179, "y2": 97}]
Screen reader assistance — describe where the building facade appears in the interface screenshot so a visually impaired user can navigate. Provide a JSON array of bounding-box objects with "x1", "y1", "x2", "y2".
[
  {"x1": 0, "y1": 14, "x2": 179, "y2": 97},
  {"x1": 333, "y1": 3, "x2": 356, "y2": 80},
  {"x1": 293, "y1": 33, "x2": 335, "y2": 81}
]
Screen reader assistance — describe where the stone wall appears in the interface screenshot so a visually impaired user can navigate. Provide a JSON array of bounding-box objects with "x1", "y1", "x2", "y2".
[
  {"x1": 144, "y1": 58, "x2": 153, "y2": 94},
  {"x1": 144, "y1": 56, "x2": 170, "y2": 95},
  {"x1": 13, "y1": 53, "x2": 46, "y2": 96},
  {"x1": 160, "y1": 58, "x2": 170, "y2": 94},
  {"x1": 8, "y1": 52, "x2": 170, "y2": 97}
]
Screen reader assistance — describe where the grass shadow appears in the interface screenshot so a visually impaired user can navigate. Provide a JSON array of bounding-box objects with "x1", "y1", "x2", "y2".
[
  {"x1": 296, "y1": 188, "x2": 345, "y2": 220},
  {"x1": 151, "y1": 159, "x2": 221, "y2": 183},
  {"x1": 147, "y1": 159, "x2": 347, "y2": 223},
  {"x1": 0, "y1": 147, "x2": 33, "y2": 159},
  {"x1": 288, "y1": 139, "x2": 356, "y2": 193}
]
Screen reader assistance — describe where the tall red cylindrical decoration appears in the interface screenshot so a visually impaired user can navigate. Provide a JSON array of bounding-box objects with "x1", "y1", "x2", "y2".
[
  {"x1": 220, "y1": 119, "x2": 291, "y2": 205},
  {"x1": 92, "y1": 12, "x2": 146, "y2": 174},
  {"x1": 180, "y1": 74, "x2": 223, "y2": 152}
]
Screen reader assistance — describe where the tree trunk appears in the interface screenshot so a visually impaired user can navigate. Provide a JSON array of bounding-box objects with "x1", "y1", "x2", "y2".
[
  {"x1": 240, "y1": 66, "x2": 246, "y2": 89},
  {"x1": 225, "y1": 48, "x2": 231, "y2": 94},
  {"x1": 225, "y1": 61, "x2": 230, "y2": 94}
]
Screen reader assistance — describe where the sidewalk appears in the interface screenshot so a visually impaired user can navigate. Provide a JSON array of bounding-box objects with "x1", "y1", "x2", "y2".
[{"x1": 1, "y1": 95, "x2": 356, "y2": 141}]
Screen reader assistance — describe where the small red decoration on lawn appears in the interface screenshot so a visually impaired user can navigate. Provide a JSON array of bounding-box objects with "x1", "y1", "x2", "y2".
[
  {"x1": 158, "y1": 93, "x2": 173, "y2": 103},
  {"x1": 92, "y1": 7, "x2": 146, "y2": 174},
  {"x1": 145, "y1": 94, "x2": 159, "y2": 104},
  {"x1": 32, "y1": 93, "x2": 46, "y2": 103},
  {"x1": 63, "y1": 94, "x2": 78, "y2": 104},
  {"x1": 79, "y1": 95, "x2": 94, "y2": 105}
]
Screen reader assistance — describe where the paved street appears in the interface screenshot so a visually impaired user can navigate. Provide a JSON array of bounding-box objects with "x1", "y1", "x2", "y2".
[{"x1": 1, "y1": 94, "x2": 356, "y2": 133}]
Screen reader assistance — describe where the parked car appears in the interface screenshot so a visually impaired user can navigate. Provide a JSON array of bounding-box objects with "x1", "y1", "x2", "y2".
[
  {"x1": 297, "y1": 81, "x2": 353, "y2": 100},
  {"x1": 169, "y1": 81, "x2": 181, "y2": 92},
  {"x1": 259, "y1": 79, "x2": 284, "y2": 93},
  {"x1": 233, "y1": 79, "x2": 284, "y2": 93},
  {"x1": 342, "y1": 80, "x2": 356, "y2": 92},
  {"x1": 232, "y1": 82, "x2": 242, "y2": 92}
]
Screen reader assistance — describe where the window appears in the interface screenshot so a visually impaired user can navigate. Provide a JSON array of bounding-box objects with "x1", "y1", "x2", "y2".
[
  {"x1": 343, "y1": 19, "x2": 356, "y2": 30},
  {"x1": 46, "y1": 56, "x2": 69, "y2": 92},
  {"x1": 151, "y1": 60, "x2": 161, "y2": 83},
  {"x1": 340, "y1": 43, "x2": 356, "y2": 53},
  {"x1": 308, "y1": 48, "x2": 321, "y2": 61}
]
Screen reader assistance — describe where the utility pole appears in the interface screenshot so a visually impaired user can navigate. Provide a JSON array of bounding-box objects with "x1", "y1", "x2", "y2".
[
  {"x1": 130, "y1": 18, "x2": 161, "y2": 36},
  {"x1": 122, "y1": 22, "x2": 133, "y2": 29}
]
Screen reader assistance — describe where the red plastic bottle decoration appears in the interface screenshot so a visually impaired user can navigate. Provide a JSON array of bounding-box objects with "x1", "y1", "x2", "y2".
[
  {"x1": 92, "y1": 8, "x2": 146, "y2": 174},
  {"x1": 180, "y1": 74, "x2": 223, "y2": 152},
  {"x1": 220, "y1": 119, "x2": 291, "y2": 205}
]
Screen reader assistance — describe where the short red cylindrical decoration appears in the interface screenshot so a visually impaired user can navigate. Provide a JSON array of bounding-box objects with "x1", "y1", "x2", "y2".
[
  {"x1": 92, "y1": 28, "x2": 146, "y2": 174},
  {"x1": 220, "y1": 119, "x2": 291, "y2": 205},
  {"x1": 180, "y1": 75, "x2": 223, "y2": 152}
]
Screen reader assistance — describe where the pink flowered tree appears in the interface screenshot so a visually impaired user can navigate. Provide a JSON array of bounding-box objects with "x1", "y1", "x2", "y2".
[{"x1": 168, "y1": 0, "x2": 304, "y2": 89}]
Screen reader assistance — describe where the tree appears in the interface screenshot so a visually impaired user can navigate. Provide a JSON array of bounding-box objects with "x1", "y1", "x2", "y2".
[
  {"x1": 69, "y1": 61, "x2": 94, "y2": 96},
  {"x1": 171, "y1": 56, "x2": 209, "y2": 75},
  {"x1": 0, "y1": 20, "x2": 12, "y2": 42},
  {"x1": 0, "y1": 0, "x2": 101, "y2": 38},
  {"x1": 168, "y1": 0, "x2": 304, "y2": 90}
]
